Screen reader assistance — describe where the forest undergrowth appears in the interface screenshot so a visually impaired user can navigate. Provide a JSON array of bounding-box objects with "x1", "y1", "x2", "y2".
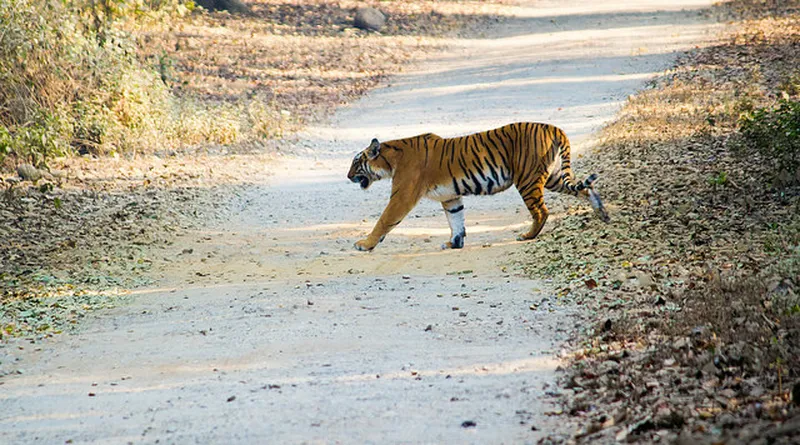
[{"x1": 526, "y1": 1, "x2": 800, "y2": 443}]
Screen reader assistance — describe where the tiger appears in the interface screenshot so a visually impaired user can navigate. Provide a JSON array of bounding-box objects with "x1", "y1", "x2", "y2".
[{"x1": 347, "y1": 122, "x2": 610, "y2": 251}]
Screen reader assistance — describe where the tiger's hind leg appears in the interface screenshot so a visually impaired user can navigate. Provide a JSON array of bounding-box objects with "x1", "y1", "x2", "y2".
[
  {"x1": 516, "y1": 174, "x2": 549, "y2": 241},
  {"x1": 441, "y1": 198, "x2": 466, "y2": 249}
]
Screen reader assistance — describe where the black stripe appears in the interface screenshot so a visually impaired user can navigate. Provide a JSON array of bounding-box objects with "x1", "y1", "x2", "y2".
[
  {"x1": 516, "y1": 123, "x2": 526, "y2": 152},
  {"x1": 517, "y1": 176, "x2": 537, "y2": 196},
  {"x1": 517, "y1": 149, "x2": 530, "y2": 183},
  {"x1": 472, "y1": 177, "x2": 483, "y2": 195},
  {"x1": 469, "y1": 136, "x2": 483, "y2": 161},
  {"x1": 471, "y1": 159, "x2": 487, "y2": 180},
  {"x1": 465, "y1": 167, "x2": 480, "y2": 185},
  {"x1": 545, "y1": 175, "x2": 560, "y2": 190},
  {"x1": 452, "y1": 177, "x2": 461, "y2": 195},
  {"x1": 512, "y1": 126, "x2": 526, "y2": 179},
  {"x1": 487, "y1": 130, "x2": 509, "y2": 167},
  {"x1": 447, "y1": 205, "x2": 464, "y2": 214},
  {"x1": 546, "y1": 144, "x2": 555, "y2": 165},
  {"x1": 488, "y1": 163, "x2": 500, "y2": 185},
  {"x1": 484, "y1": 151, "x2": 499, "y2": 172},
  {"x1": 457, "y1": 156, "x2": 470, "y2": 176},
  {"x1": 461, "y1": 179, "x2": 474, "y2": 195},
  {"x1": 481, "y1": 133, "x2": 500, "y2": 169},
  {"x1": 378, "y1": 153, "x2": 393, "y2": 171},
  {"x1": 482, "y1": 137, "x2": 499, "y2": 177}
]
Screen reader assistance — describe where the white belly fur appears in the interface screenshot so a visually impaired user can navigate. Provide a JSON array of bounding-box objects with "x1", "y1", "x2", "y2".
[
  {"x1": 426, "y1": 183, "x2": 458, "y2": 202},
  {"x1": 426, "y1": 174, "x2": 513, "y2": 201}
]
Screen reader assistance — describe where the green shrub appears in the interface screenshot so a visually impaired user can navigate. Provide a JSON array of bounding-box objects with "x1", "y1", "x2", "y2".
[
  {"x1": 739, "y1": 96, "x2": 800, "y2": 185},
  {"x1": 0, "y1": 0, "x2": 284, "y2": 168},
  {"x1": 0, "y1": 0, "x2": 172, "y2": 165}
]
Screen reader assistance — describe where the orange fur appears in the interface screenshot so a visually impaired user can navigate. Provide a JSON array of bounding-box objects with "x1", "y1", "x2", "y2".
[{"x1": 347, "y1": 122, "x2": 609, "y2": 251}]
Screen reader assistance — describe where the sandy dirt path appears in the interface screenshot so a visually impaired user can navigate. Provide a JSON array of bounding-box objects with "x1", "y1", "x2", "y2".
[{"x1": 1, "y1": 2, "x2": 717, "y2": 443}]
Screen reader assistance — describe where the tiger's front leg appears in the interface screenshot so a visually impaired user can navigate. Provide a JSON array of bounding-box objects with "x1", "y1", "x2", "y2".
[
  {"x1": 355, "y1": 187, "x2": 421, "y2": 251},
  {"x1": 441, "y1": 198, "x2": 466, "y2": 249}
]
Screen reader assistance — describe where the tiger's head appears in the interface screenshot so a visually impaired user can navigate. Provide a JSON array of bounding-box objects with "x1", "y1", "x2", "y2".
[{"x1": 347, "y1": 138, "x2": 393, "y2": 190}]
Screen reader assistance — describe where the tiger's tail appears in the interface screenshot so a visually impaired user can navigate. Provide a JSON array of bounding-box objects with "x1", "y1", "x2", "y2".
[
  {"x1": 546, "y1": 129, "x2": 610, "y2": 223},
  {"x1": 566, "y1": 172, "x2": 598, "y2": 194},
  {"x1": 543, "y1": 128, "x2": 587, "y2": 195},
  {"x1": 586, "y1": 177, "x2": 610, "y2": 223}
]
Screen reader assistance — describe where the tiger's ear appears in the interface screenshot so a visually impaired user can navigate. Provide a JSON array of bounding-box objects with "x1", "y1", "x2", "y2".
[{"x1": 367, "y1": 138, "x2": 381, "y2": 160}]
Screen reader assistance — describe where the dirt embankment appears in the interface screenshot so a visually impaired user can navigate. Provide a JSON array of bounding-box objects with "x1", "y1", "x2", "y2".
[{"x1": 527, "y1": 1, "x2": 800, "y2": 443}]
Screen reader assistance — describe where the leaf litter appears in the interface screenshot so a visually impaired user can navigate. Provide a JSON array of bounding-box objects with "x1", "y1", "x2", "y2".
[{"x1": 519, "y1": 1, "x2": 800, "y2": 443}]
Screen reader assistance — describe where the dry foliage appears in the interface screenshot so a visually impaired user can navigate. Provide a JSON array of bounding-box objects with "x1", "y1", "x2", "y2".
[
  {"x1": 133, "y1": 0, "x2": 503, "y2": 134},
  {"x1": 0, "y1": 0, "x2": 504, "y2": 166},
  {"x1": 525, "y1": 2, "x2": 800, "y2": 443},
  {"x1": 0, "y1": 0, "x2": 174, "y2": 164}
]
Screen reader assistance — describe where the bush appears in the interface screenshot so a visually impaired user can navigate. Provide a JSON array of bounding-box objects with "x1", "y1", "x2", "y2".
[
  {"x1": 0, "y1": 0, "x2": 172, "y2": 165},
  {"x1": 739, "y1": 96, "x2": 800, "y2": 186},
  {"x1": 1, "y1": 0, "x2": 293, "y2": 168}
]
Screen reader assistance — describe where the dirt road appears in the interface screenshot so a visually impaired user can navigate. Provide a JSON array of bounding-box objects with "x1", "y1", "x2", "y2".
[{"x1": 1, "y1": 2, "x2": 716, "y2": 443}]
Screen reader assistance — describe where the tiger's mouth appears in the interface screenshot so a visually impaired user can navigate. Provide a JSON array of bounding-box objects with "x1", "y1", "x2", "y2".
[{"x1": 351, "y1": 175, "x2": 371, "y2": 190}]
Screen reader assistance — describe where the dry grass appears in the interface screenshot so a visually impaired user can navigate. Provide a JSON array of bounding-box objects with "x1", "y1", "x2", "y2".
[
  {"x1": 130, "y1": 0, "x2": 505, "y2": 149},
  {"x1": 1, "y1": 0, "x2": 505, "y2": 165}
]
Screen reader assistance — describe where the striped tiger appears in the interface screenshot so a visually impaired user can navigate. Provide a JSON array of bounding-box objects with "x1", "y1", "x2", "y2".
[{"x1": 347, "y1": 122, "x2": 610, "y2": 251}]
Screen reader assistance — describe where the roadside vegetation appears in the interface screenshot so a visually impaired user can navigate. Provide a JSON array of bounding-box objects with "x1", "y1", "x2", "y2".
[
  {"x1": 525, "y1": 1, "x2": 800, "y2": 443},
  {"x1": 0, "y1": 0, "x2": 499, "y2": 167},
  {"x1": 0, "y1": 0, "x2": 503, "y2": 343}
]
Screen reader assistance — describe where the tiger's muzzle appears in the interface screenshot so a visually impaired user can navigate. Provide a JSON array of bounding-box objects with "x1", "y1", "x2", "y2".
[
  {"x1": 348, "y1": 154, "x2": 373, "y2": 190},
  {"x1": 350, "y1": 174, "x2": 371, "y2": 190}
]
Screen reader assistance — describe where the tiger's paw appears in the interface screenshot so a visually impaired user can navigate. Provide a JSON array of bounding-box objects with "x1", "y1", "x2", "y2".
[
  {"x1": 516, "y1": 233, "x2": 535, "y2": 242},
  {"x1": 441, "y1": 232, "x2": 465, "y2": 250},
  {"x1": 354, "y1": 239, "x2": 376, "y2": 251},
  {"x1": 518, "y1": 217, "x2": 547, "y2": 242}
]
